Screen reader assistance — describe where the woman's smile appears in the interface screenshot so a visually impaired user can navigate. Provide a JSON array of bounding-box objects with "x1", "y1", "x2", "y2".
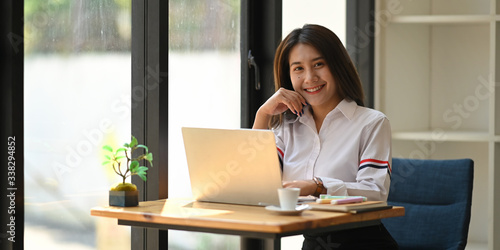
[{"x1": 304, "y1": 84, "x2": 325, "y2": 93}]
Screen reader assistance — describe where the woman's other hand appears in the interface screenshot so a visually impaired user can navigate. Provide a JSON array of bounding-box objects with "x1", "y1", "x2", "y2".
[{"x1": 283, "y1": 180, "x2": 317, "y2": 196}]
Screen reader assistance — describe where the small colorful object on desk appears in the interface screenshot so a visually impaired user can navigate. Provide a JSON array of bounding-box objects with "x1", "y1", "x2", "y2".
[
  {"x1": 330, "y1": 197, "x2": 365, "y2": 205},
  {"x1": 316, "y1": 195, "x2": 368, "y2": 204}
]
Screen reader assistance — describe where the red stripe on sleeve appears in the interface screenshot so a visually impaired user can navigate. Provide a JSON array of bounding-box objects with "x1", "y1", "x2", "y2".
[
  {"x1": 359, "y1": 158, "x2": 388, "y2": 165},
  {"x1": 359, "y1": 158, "x2": 391, "y2": 173},
  {"x1": 277, "y1": 147, "x2": 284, "y2": 158}
]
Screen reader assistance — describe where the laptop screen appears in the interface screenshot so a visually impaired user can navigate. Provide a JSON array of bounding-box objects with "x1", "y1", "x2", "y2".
[{"x1": 182, "y1": 127, "x2": 283, "y2": 206}]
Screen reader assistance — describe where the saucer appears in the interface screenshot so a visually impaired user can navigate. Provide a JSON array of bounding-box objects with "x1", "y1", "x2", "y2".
[{"x1": 265, "y1": 204, "x2": 310, "y2": 215}]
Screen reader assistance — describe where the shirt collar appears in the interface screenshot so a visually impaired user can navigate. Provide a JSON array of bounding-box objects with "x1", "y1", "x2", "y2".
[
  {"x1": 334, "y1": 98, "x2": 357, "y2": 121},
  {"x1": 285, "y1": 98, "x2": 357, "y2": 124}
]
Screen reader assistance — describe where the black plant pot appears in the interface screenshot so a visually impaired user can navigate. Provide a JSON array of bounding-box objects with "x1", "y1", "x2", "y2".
[{"x1": 109, "y1": 190, "x2": 139, "y2": 207}]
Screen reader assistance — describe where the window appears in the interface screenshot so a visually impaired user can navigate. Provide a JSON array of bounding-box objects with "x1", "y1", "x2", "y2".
[
  {"x1": 24, "y1": 0, "x2": 132, "y2": 249},
  {"x1": 283, "y1": 0, "x2": 346, "y2": 44},
  {"x1": 167, "y1": 0, "x2": 241, "y2": 248}
]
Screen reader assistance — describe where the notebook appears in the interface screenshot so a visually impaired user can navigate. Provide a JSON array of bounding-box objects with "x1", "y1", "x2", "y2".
[
  {"x1": 181, "y1": 127, "x2": 283, "y2": 206},
  {"x1": 308, "y1": 201, "x2": 392, "y2": 214}
]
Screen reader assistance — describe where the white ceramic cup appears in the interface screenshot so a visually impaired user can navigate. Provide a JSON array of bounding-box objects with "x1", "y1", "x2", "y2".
[{"x1": 277, "y1": 188, "x2": 300, "y2": 210}]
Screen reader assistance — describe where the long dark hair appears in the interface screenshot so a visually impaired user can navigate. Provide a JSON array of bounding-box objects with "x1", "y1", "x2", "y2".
[{"x1": 270, "y1": 24, "x2": 364, "y2": 128}]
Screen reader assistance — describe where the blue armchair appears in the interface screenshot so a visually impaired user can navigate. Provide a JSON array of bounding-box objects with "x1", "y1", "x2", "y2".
[{"x1": 382, "y1": 158, "x2": 474, "y2": 250}]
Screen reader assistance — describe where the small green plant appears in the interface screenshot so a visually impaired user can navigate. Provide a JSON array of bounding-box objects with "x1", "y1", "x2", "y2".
[{"x1": 102, "y1": 136, "x2": 153, "y2": 191}]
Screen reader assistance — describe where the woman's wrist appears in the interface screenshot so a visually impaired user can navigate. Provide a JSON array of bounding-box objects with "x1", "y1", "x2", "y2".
[
  {"x1": 252, "y1": 108, "x2": 272, "y2": 129},
  {"x1": 313, "y1": 177, "x2": 326, "y2": 197}
]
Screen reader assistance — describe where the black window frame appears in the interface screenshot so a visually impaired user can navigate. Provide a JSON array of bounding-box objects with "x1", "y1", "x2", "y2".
[
  {"x1": 346, "y1": 0, "x2": 375, "y2": 108},
  {"x1": 131, "y1": 0, "x2": 169, "y2": 249},
  {"x1": 240, "y1": 0, "x2": 283, "y2": 128},
  {"x1": 1, "y1": 1, "x2": 24, "y2": 250}
]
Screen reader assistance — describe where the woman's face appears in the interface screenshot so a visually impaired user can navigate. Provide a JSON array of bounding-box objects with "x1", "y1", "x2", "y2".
[{"x1": 288, "y1": 43, "x2": 341, "y2": 111}]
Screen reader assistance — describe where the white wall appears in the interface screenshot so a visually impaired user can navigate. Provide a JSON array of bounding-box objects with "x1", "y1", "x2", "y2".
[{"x1": 282, "y1": 0, "x2": 346, "y2": 45}]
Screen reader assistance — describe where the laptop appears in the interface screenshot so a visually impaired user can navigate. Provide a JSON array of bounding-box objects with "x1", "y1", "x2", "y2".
[{"x1": 181, "y1": 127, "x2": 283, "y2": 206}]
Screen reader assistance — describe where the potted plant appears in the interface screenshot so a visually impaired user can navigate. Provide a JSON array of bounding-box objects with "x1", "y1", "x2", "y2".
[{"x1": 102, "y1": 136, "x2": 153, "y2": 207}]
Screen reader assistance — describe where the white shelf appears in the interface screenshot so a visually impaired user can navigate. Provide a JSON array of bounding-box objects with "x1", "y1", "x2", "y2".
[
  {"x1": 392, "y1": 131, "x2": 496, "y2": 142},
  {"x1": 390, "y1": 15, "x2": 494, "y2": 24},
  {"x1": 466, "y1": 242, "x2": 488, "y2": 250},
  {"x1": 376, "y1": 1, "x2": 500, "y2": 249}
]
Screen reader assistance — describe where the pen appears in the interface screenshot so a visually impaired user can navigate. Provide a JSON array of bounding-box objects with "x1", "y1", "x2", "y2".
[{"x1": 330, "y1": 197, "x2": 364, "y2": 205}]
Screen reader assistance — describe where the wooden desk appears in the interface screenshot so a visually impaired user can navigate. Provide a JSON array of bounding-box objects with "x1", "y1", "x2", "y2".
[{"x1": 91, "y1": 198, "x2": 404, "y2": 250}]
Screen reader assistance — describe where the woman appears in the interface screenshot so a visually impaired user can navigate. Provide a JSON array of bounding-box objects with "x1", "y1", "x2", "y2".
[{"x1": 253, "y1": 24, "x2": 397, "y2": 249}]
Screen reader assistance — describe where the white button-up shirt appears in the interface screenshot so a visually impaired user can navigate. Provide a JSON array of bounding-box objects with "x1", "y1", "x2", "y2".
[{"x1": 273, "y1": 99, "x2": 392, "y2": 201}]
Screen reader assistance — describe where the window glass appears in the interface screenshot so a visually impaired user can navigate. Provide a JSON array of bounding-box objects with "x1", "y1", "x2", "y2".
[
  {"x1": 168, "y1": 0, "x2": 241, "y2": 248},
  {"x1": 282, "y1": 0, "x2": 346, "y2": 45},
  {"x1": 24, "y1": 0, "x2": 131, "y2": 249}
]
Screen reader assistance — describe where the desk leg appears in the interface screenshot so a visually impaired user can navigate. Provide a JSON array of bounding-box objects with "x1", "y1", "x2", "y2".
[{"x1": 241, "y1": 237, "x2": 280, "y2": 250}]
